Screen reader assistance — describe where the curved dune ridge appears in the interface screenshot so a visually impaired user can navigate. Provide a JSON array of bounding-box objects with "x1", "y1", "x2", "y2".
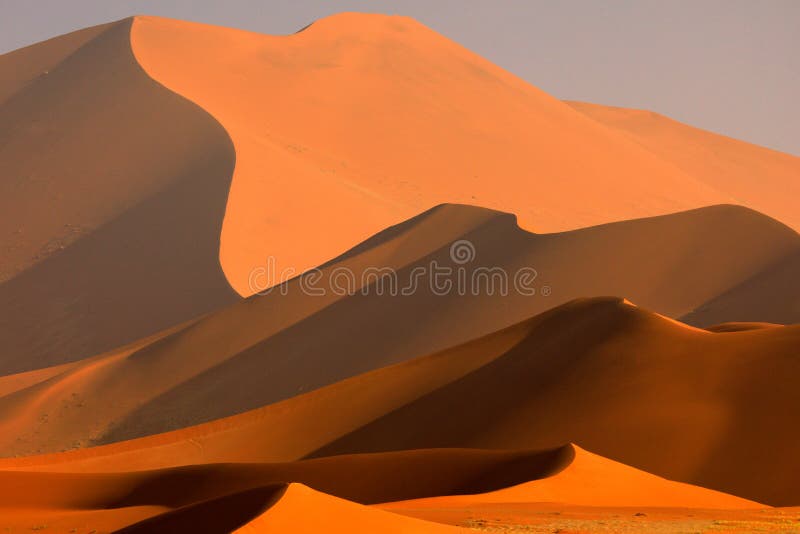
[
  {"x1": 1, "y1": 12, "x2": 799, "y2": 532},
  {"x1": 0, "y1": 204, "x2": 797, "y2": 457},
  {"x1": 130, "y1": 12, "x2": 750, "y2": 295},
  {"x1": 567, "y1": 101, "x2": 800, "y2": 233},
  {"x1": 0, "y1": 297, "x2": 798, "y2": 506},
  {"x1": 2, "y1": 13, "x2": 798, "y2": 374},
  {"x1": 0, "y1": 19, "x2": 239, "y2": 374},
  {"x1": 382, "y1": 445, "x2": 761, "y2": 510},
  {"x1": 0, "y1": 445, "x2": 760, "y2": 532}
]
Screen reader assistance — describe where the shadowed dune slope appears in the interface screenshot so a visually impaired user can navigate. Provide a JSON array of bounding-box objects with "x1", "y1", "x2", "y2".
[
  {"x1": 0, "y1": 447, "x2": 573, "y2": 508},
  {"x1": 0, "y1": 19, "x2": 240, "y2": 374},
  {"x1": 0, "y1": 204, "x2": 796, "y2": 457},
  {"x1": 568, "y1": 101, "x2": 800, "y2": 233},
  {"x1": 1, "y1": 298, "x2": 798, "y2": 506},
  {"x1": 682, "y1": 249, "x2": 800, "y2": 326},
  {"x1": 381, "y1": 445, "x2": 761, "y2": 510},
  {"x1": 307, "y1": 298, "x2": 800, "y2": 506},
  {"x1": 130, "y1": 13, "x2": 739, "y2": 295},
  {"x1": 0, "y1": 446, "x2": 757, "y2": 533}
]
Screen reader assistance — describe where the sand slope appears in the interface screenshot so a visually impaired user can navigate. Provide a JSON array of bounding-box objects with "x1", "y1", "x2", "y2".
[
  {"x1": 2, "y1": 14, "x2": 797, "y2": 375},
  {"x1": 0, "y1": 19, "x2": 239, "y2": 374},
  {"x1": 682, "y1": 248, "x2": 800, "y2": 326},
  {"x1": 307, "y1": 298, "x2": 800, "y2": 505},
  {"x1": 1, "y1": 297, "x2": 798, "y2": 505},
  {"x1": 568, "y1": 101, "x2": 800, "y2": 234},
  {"x1": 0, "y1": 204, "x2": 796, "y2": 457},
  {"x1": 0, "y1": 445, "x2": 758, "y2": 533},
  {"x1": 382, "y1": 445, "x2": 760, "y2": 509},
  {"x1": 130, "y1": 13, "x2": 739, "y2": 294},
  {"x1": 234, "y1": 484, "x2": 465, "y2": 534}
]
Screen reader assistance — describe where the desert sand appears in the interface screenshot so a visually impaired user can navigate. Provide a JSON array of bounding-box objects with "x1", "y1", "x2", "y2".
[
  {"x1": 0, "y1": 11, "x2": 798, "y2": 534},
  {"x1": 1, "y1": 297, "x2": 798, "y2": 506},
  {"x1": 0, "y1": 444, "x2": 763, "y2": 532},
  {"x1": 0, "y1": 205, "x2": 797, "y2": 458}
]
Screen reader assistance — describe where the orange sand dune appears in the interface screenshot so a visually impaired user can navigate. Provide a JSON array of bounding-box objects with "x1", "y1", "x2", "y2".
[
  {"x1": 568, "y1": 101, "x2": 800, "y2": 234},
  {"x1": 0, "y1": 445, "x2": 758, "y2": 532},
  {"x1": 682, "y1": 249, "x2": 800, "y2": 326},
  {"x1": 705, "y1": 322, "x2": 783, "y2": 333},
  {"x1": 0, "y1": 204, "x2": 796, "y2": 457},
  {"x1": 382, "y1": 445, "x2": 761, "y2": 510},
  {"x1": 3, "y1": 14, "x2": 798, "y2": 375},
  {"x1": 234, "y1": 484, "x2": 465, "y2": 534},
  {"x1": 0, "y1": 446, "x2": 565, "y2": 532},
  {"x1": 0, "y1": 447, "x2": 572, "y2": 506},
  {"x1": 1, "y1": 297, "x2": 798, "y2": 506},
  {"x1": 306, "y1": 298, "x2": 800, "y2": 505},
  {"x1": 130, "y1": 13, "x2": 740, "y2": 295},
  {"x1": 0, "y1": 19, "x2": 239, "y2": 374}
]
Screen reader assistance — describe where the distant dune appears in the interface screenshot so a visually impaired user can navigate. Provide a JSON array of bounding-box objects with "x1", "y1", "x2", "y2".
[
  {"x1": 0, "y1": 12, "x2": 798, "y2": 532},
  {"x1": 2, "y1": 13, "x2": 797, "y2": 375},
  {"x1": 568, "y1": 101, "x2": 800, "y2": 234},
  {"x1": 130, "y1": 13, "x2": 739, "y2": 295},
  {"x1": 1, "y1": 297, "x2": 798, "y2": 505},
  {"x1": 0, "y1": 204, "x2": 796, "y2": 458}
]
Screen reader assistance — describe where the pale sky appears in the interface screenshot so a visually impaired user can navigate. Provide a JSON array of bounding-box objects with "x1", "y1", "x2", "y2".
[{"x1": 1, "y1": 0, "x2": 798, "y2": 155}]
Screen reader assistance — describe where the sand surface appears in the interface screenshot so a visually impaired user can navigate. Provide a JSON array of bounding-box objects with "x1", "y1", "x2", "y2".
[{"x1": 1, "y1": 12, "x2": 798, "y2": 534}]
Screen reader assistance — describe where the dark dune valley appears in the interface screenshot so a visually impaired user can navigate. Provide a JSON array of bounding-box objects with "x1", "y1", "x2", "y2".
[{"x1": 0, "y1": 9, "x2": 798, "y2": 534}]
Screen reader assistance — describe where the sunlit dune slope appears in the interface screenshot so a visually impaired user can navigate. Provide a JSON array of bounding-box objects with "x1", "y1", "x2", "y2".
[
  {"x1": 119, "y1": 484, "x2": 465, "y2": 534},
  {"x1": 0, "y1": 445, "x2": 757, "y2": 533},
  {"x1": 0, "y1": 447, "x2": 572, "y2": 505},
  {"x1": 381, "y1": 445, "x2": 761, "y2": 510},
  {"x1": 306, "y1": 297, "x2": 800, "y2": 505},
  {"x1": 0, "y1": 447, "x2": 566, "y2": 532},
  {"x1": 1, "y1": 297, "x2": 798, "y2": 505},
  {"x1": 130, "y1": 13, "x2": 737, "y2": 294},
  {"x1": 568, "y1": 101, "x2": 800, "y2": 233},
  {"x1": 0, "y1": 19, "x2": 239, "y2": 374},
  {"x1": 0, "y1": 204, "x2": 796, "y2": 457},
  {"x1": 233, "y1": 484, "x2": 465, "y2": 534}
]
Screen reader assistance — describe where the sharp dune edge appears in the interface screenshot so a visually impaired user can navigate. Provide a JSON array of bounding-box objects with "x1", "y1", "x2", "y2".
[
  {"x1": 1, "y1": 11, "x2": 799, "y2": 533},
  {"x1": 127, "y1": 13, "x2": 800, "y2": 295},
  {"x1": 567, "y1": 101, "x2": 800, "y2": 233},
  {"x1": 0, "y1": 204, "x2": 797, "y2": 459},
  {"x1": 0, "y1": 445, "x2": 760, "y2": 531},
  {"x1": 0, "y1": 19, "x2": 239, "y2": 374},
  {"x1": 0, "y1": 297, "x2": 798, "y2": 506}
]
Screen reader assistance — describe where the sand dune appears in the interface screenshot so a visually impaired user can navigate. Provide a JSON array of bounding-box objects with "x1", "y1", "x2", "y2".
[
  {"x1": 682, "y1": 248, "x2": 800, "y2": 326},
  {"x1": 382, "y1": 445, "x2": 761, "y2": 509},
  {"x1": 1, "y1": 297, "x2": 798, "y2": 505},
  {"x1": 234, "y1": 484, "x2": 465, "y2": 534},
  {"x1": 304, "y1": 298, "x2": 800, "y2": 505},
  {"x1": 0, "y1": 204, "x2": 795, "y2": 457},
  {"x1": 129, "y1": 13, "x2": 742, "y2": 295},
  {"x1": 0, "y1": 19, "x2": 239, "y2": 374},
  {"x1": 0, "y1": 445, "x2": 757, "y2": 532},
  {"x1": 0, "y1": 446, "x2": 566, "y2": 532},
  {"x1": 2, "y1": 13, "x2": 797, "y2": 374},
  {"x1": 568, "y1": 101, "x2": 800, "y2": 233},
  {"x1": 1, "y1": 12, "x2": 798, "y2": 531}
]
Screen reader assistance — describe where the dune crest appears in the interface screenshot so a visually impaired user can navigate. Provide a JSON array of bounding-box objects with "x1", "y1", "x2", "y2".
[
  {"x1": 0, "y1": 204, "x2": 796, "y2": 457},
  {"x1": 382, "y1": 445, "x2": 762, "y2": 509},
  {"x1": 0, "y1": 18, "x2": 239, "y2": 374},
  {"x1": 129, "y1": 13, "x2": 739, "y2": 295},
  {"x1": 568, "y1": 101, "x2": 800, "y2": 233},
  {"x1": 235, "y1": 484, "x2": 465, "y2": 533}
]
